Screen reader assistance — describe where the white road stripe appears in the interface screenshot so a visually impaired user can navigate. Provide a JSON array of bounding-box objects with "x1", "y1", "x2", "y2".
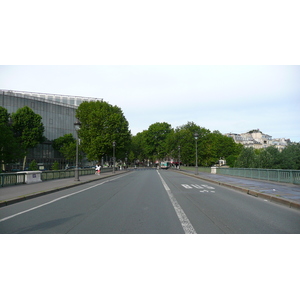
[
  {"x1": 191, "y1": 184, "x2": 203, "y2": 189},
  {"x1": 157, "y1": 171, "x2": 197, "y2": 234},
  {"x1": 181, "y1": 184, "x2": 193, "y2": 189},
  {"x1": 0, "y1": 173, "x2": 130, "y2": 223}
]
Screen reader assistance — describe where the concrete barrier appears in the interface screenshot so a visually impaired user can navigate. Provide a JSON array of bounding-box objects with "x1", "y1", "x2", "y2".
[
  {"x1": 17, "y1": 171, "x2": 42, "y2": 184},
  {"x1": 211, "y1": 167, "x2": 217, "y2": 174}
]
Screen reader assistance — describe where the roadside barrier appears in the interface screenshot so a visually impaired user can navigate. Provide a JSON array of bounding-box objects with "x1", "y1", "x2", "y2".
[
  {"x1": 0, "y1": 168, "x2": 114, "y2": 187},
  {"x1": 0, "y1": 173, "x2": 26, "y2": 187},
  {"x1": 175, "y1": 166, "x2": 300, "y2": 185},
  {"x1": 216, "y1": 168, "x2": 300, "y2": 185}
]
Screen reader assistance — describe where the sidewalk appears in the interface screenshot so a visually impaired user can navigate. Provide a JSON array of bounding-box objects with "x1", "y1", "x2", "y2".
[
  {"x1": 175, "y1": 169, "x2": 300, "y2": 210},
  {"x1": 0, "y1": 171, "x2": 127, "y2": 207}
]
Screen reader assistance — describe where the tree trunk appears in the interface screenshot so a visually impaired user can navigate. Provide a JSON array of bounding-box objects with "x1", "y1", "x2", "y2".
[{"x1": 23, "y1": 155, "x2": 27, "y2": 170}]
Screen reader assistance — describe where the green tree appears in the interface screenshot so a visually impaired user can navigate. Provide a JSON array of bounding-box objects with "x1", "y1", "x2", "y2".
[
  {"x1": 171, "y1": 122, "x2": 210, "y2": 166},
  {"x1": 253, "y1": 149, "x2": 269, "y2": 168},
  {"x1": 211, "y1": 131, "x2": 243, "y2": 160},
  {"x1": 226, "y1": 154, "x2": 239, "y2": 167},
  {"x1": 76, "y1": 100, "x2": 131, "y2": 162},
  {"x1": 143, "y1": 122, "x2": 173, "y2": 161},
  {"x1": 11, "y1": 106, "x2": 45, "y2": 170},
  {"x1": 265, "y1": 146, "x2": 282, "y2": 169},
  {"x1": 235, "y1": 147, "x2": 257, "y2": 168},
  {"x1": 51, "y1": 161, "x2": 60, "y2": 170},
  {"x1": 131, "y1": 131, "x2": 148, "y2": 163},
  {"x1": 280, "y1": 143, "x2": 300, "y2": 169},
  {"x1": 52, "y1": 133, "x2": 78, "y2": 161},
  {"x1": 29, "y1": 159, "x2": 39, "y2": 171},
  {"x1": 0, "y1": 107, "x2": 24, "y2": 171}
]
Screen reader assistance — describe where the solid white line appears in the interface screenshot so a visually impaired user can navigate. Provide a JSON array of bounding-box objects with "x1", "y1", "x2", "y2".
[
  {"x1": 0, "y1": 173, "x2": 130, "y2": 223},
  {"x1": 156, "y1": 170, "x2": 197, "y2": 234}
]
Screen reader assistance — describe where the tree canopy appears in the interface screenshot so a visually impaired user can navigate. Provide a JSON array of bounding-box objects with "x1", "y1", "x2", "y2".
[
  {"x1": 11, "y1": 106, "x2": 45, "y2": 169},
  {"x1": 12, "y1": 106, "x2": 45, "y2": 151},
  {"x1": 129, "y1": 121, "x2": 242, "y2": 167},
  {"x1": 235, "y1": 145, "x2": 300, "y2": 169},
  {"x1": 52, "y1": 133, "x2": 78, "y2": 161},
  {"x1": 143, "y1": 122, "x2": 173, "y2": 160},
  {"x1": 0, "y1": 107, "x2": 24, "y2": 170},
  {"x1": 76, "y1": 100, "x2": 131, "y2": 162}
]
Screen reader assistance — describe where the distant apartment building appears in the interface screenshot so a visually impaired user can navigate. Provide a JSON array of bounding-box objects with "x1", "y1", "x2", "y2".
[
  {"x1": 225, "y1": 129, "x2": 290, "y2": 150},
  {"x1": 1, "y1": 89, "x2": 103, "y2": 170}
]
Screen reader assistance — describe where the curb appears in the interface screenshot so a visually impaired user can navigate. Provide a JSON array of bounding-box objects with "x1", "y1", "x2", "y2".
[
  {"x1": 0, "y1": 172, "x2": 125, "y2": 208},
  {"x1": 173, "y1": 169, "x2": 300, "y2": 211}
]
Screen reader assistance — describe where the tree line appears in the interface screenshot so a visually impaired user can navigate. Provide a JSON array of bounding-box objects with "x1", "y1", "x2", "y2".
[
  {"x1": 0, "y1": 106, "x2": 45, "y2": 171},
  {"x1": 234, "y1": 145, "x2": 300, "y2": 169},
  {"x1": 1, "y1": 101, "x2": 299, "y2": 171},
  {"x1": 130, "y1": 121, "x2": 243, "y2": 167}
]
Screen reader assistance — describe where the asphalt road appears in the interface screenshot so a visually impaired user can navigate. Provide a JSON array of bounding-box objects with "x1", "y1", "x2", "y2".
[{"x1": 1, "y1": 169, "x2": 299, "y2": 233}]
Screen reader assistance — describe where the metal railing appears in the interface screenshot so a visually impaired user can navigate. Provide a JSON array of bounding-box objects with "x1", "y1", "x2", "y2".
[
  {"x1": 0, "y1": 173, "x2": 26, "y2": 187},
  {"x1": 41, "y1": 167, "x2": 113, "y2": 181},
  {"x1": 0, "y1": 168, "x2": 114, "y2": 187},
  {"x1": 179, "y1": 166, "x2": 211, "y2": 173},
  {"x1": 216, "y1": 168, "x2": 300, "y2": 185}
]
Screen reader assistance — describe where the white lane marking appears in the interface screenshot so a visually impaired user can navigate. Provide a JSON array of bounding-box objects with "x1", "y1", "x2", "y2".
[
  {"x1": 157, "y1": 171, "x2": 196, "y2": 234},
  {"x1": 191, "y1": 184, "x2": 204, "y2": 189},
  {"x1": 181, "y1": 184, "x2": 193, "y2": 189},
  {"x1": 0, "y1": 173, "x2": 130, "y2": 223},
  {"x1": 201, "y1": 185, "x2": 215, "y2": 190},
  {"x1": 182, "y1": 184, "x2": 215, "y2": 193}
]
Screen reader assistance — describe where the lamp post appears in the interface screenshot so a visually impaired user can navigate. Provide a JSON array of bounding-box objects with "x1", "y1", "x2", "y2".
[
  {"x1": 194, "y1": 133, "x2": 199, "y2": 175},
  {"x1": 74, "y1": 120, "x2": 81, "y2": 181},
  {"x1": 178, "y1": 146, "x2": 181, "y2": 170},
  {"x1": 113, "y1": 141, "x2": 116, "y2": 174}
]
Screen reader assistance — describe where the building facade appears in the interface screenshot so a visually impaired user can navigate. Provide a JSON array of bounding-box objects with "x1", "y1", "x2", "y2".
[
  {"x1": 225, "y1": 129, "x2": 290, "y2": 150},
  {"x1": 0, "y1": 89, "x2": 102, "y2": 170}
]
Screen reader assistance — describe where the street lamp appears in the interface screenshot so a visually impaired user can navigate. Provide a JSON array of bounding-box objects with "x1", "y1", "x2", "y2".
[
  {"x1": 74, "y1": 120, "x2": 81, "y2": 181},
  {"x1": 178, "y1": 146, "x2": 181, "y2": 170},
  {"x1": 112, "y1": 141, "x2": 116, "y2": 174},
  {"x1": 194, "y1": 133, "x2": 199, "y2": 175}
]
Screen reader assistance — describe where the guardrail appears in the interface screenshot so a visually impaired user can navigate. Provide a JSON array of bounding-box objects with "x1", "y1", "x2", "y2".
[
  {"x1": 41, "y1": 167, "x2": 113, "y2": 181},
  {"x1": 216, "y1": 168, "x2": 300, "y2": 185},
  {"x1": 0, "y1": 168, "x2": 114, "y2": 187},
  {"x1": 0, "y1": 172, "x2": 26, "y2": 187},
  {"x1": 179, "y1": 166, "x2": 212, "y2": 173}
]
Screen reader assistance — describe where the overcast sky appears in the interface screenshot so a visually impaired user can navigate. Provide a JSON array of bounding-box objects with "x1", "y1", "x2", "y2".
[
  {"x1": 0, "y1": 65, "x2": 299, "y2": 142},
  {"x1": 1, "y1": 1, "x2": 299, "y2": 142}
]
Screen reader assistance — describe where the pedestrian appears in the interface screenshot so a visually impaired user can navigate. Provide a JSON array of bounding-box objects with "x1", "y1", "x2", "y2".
[
  {"x1": 95, "y1": 164, "x2": 99, "y2": 175},
  {"x1": 98, "y1": 164, "x2": 101, "y2": 175}
]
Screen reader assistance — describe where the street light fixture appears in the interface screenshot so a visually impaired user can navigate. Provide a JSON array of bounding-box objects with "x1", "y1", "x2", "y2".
[
  {"x1": 74, "y1": 120, "x2": 81, "y2": 181},
  {"x1": 113, "y1": 141, "x2": 116, "y2": 174},
  {"x1": 194, "y1": 133, "x2": 199, "y2": 175}
]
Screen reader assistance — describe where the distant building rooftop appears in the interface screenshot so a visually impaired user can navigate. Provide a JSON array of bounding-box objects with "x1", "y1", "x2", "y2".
[{"x1": 1, "y1": 89, "x2": 103, "y2": 107}]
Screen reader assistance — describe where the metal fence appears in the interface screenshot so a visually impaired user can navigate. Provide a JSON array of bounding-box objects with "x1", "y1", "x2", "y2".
[
  {"x1": 41, "y1": 167, "x2": 114, "y2": 180},
  {"x1": 216, "y1": 168, "x2": 300, "y2": 185},
  {"x1": 179, "y1": 166, "x2": 211, "y2": 173},
  {"x1": 0, "y1": 168, "x2": 114, "y2": 187},
  {"x1": 0, "y1": 173, "x2": 26, "y2": 187}
]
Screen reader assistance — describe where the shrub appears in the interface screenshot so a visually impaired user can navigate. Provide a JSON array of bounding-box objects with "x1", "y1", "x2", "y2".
[{"x1": 29, "y1": 159, "x2": 39, "y2": 171}]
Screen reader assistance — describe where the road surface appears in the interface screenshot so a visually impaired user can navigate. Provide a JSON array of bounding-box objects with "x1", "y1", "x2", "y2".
[{"x1": 1, "y1": 169, "x2": 299, "y2": 233}]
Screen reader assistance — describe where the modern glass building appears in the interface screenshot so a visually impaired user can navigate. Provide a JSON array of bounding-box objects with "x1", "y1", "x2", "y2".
[{"x1": 0, "y1": 89, "x2": 103, "y2": 170}]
